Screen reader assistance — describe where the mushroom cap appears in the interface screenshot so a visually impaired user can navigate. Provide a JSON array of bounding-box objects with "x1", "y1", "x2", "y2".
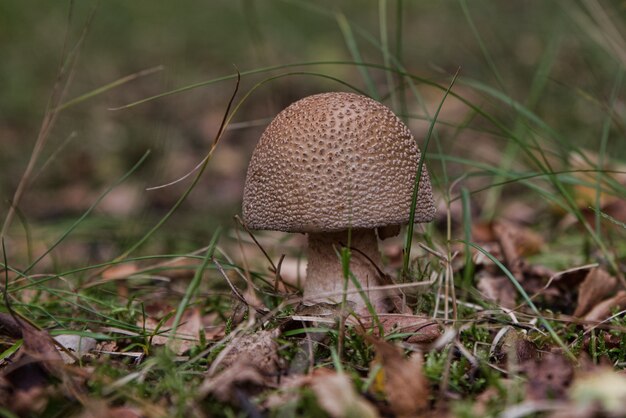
[{"x1": 243, "y1": 92, "x2": 435, "y2": 233}]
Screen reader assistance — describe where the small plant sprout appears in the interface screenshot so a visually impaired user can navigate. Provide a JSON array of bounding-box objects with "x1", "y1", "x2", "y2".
[{"x1": 242, "y1": 92, "x2": 435, "y2": 314}]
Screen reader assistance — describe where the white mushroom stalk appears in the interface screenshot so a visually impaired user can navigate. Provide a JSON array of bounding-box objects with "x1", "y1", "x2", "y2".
[
  {"x1": 304, "y1": 229, "x2": 389, "y2": 312},
  {"x1": 242, "y1": 92, "x2": 435, "y2": 314}
]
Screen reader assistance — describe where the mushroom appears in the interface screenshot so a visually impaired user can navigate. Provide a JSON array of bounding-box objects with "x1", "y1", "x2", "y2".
[{"x1": 243, "y1": 92, "x2": 435, "y2": 313}]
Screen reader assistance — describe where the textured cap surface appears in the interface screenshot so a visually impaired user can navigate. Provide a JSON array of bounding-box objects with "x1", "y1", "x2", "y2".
[{"x1": 243, "y1": 92, "x2": 435, "y2": 232}]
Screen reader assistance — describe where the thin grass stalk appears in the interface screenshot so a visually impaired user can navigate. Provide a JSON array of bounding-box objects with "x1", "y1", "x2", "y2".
[
  {"x1": 1, "y1": 3, "x2": 96, "y2": 239},
  {"x1": 465, "y1": 241, "x2": 576, "y2": 362},
  {"x1": 335, "y1": 12, "x2": 379, "y2": 100},
  {"x1": 458, "y1": 0, "x2": 506, "y2": 91},
  {"x1": 169, "y1": 229, "x2": 221, "y2": 341},
  {"x1": 481, "y1": 31, "x2": 561, "y2": 219},
  {"x1": 378, "y1": 0, "x2": 397, "y2": 111},
  {"x1": 461, "y1": 188, "x2": 474, "y2": 290},
  {"x1": 402, "y1": 70, "x2": 459, "y2": 277},
  {"x1": 21, "y1": 151, "x2": 150, "y2": 275},
  {"x1": 595, "y1": 69, "x2": 623, "y2": 238}
]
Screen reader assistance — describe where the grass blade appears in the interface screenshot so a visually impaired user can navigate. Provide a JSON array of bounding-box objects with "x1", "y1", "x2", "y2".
[
  {"x1": 402, "y1": 70, "x2": 459, "y2": 277},
  {"x1": 23, "y1": 150, "x2": 151, "y2": 275},
  {"x1": 465, "y1": 241, "x2": 576, "y2": 362},
  {"x1": 335, "y1": 12, "x2": 380, "y2": 100},
  {"x1": 169, "y1": 229, "x2": 221, "y2": 342}
]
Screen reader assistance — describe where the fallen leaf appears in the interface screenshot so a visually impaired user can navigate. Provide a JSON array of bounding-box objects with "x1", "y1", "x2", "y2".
[
  {"x1": 569, "y1": 369, "x2": 626, "y2": 416},
  {"x1": 495, "y1": 330, "x2": 539, "y2": 366},
  {"x1": 199, "y1": 361, "x2": 267, "y2": 403},
  {"x1": 263, "y1": 373, "x2": 313, "y2": 410},
  {"x1": 473, "y1": 220, "x2": 544, "y2": 258},
  {"x1": 555, "y1": 149, "x2": 626, "y2": 232},
  {"x1": 95, "y1": 340, "x2": 118, "y2": 354},
  {"x1": 599, "y1": 199, "x2": 626, "y2": 224},
  {"x1": 369, "y1": 338, "x2": 429, "y2": 417},
  {"x1": 2, "y1": 315, "x2": 82, "y2": 412},
  {"x1": 573, "y1": 268, "x2": 617, "y2": 318},
  {"x1": 156, "y1": 257, "x2": 200, "y2": 280},
  {"x1": 0, "y1": 312, "x2": 22, "y2": 338},
  {"x1": 19, "y1": 318, "x2": 68, "y2": 377},
  {"x1": 202, "y1": 313, "x2": 226, "y2": 341},
  {"x1": 3, "y1": 383, "x2": 51, "y2": 416},
  {"x1": 492, "y1": 221, "x2": 525, "y2": 279},
  {"x1": 76, "y1": 401, "x2": 146, "y2": 418},
  {"x1": 523, "y1": 351, "x2": 574, "y2": 401},
  {"x1": 583, "y1": 291, "x2": 626, "y2": 323},
  {"x1": 472, "y1": 386, "x2": 503, "y2": 417},
  {"x1": 53, "y1": 334, "x2": 97, "y2": 364},
  {"x1": 99, "y1": 263, "x2": 139, "y2": 299},
  {"x1": 215, "y1": 329, "x2": 281, "y2": 376},
  {"x1": 359, "y1": 314, "x2": 441, "y2": 344},
  {"x1": 201, "y1": 329, "x2": 282, "y2": 405},
  {"x1": 520, "y1": 264, "x2": 593, "y2": 314},
  {"x1": 568, "y1": 150, "x2": 626, "y2": 208},
  {"x1": 310, "y1": 370, "x2": 379, "y2": 418},
  {"x1": 101, "y1": 263, "x2": 138, "y2": 281},
  {"x1": 477, "y1": 274, "x2": 517, "y2": 309},
  {"x1": 143, "y1": 308, "x2": 205, "y2": 355}
]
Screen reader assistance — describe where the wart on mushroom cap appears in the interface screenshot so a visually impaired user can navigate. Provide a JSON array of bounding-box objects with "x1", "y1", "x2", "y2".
[{"x1": 243, "y1": 92, "x2": 435, "y2": 313}]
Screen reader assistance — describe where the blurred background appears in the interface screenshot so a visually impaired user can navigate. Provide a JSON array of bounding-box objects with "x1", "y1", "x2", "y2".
[{"x1": 1, "y1": 0, "x2": 625, "y2": 271}]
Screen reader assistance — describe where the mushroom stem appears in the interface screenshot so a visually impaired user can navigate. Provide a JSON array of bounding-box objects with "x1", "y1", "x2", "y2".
[{"x1": 303, "y1": 229, "x2": 391, "y2": 313}]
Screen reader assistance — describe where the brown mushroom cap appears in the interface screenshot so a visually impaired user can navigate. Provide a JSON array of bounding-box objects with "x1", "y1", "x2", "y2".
[{"x1": 243, "y1": 92, "x2": 435, "y2": 233}]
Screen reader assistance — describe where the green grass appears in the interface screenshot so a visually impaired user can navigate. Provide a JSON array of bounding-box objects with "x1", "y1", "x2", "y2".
[{"x1": 1, "y1": 1, "x2": 626, "y2": 417}]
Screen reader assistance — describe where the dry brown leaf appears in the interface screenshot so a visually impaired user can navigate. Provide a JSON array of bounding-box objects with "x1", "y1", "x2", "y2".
[
  {"x1": 472, "y1": 386, "x2": 503, "y2": 418},
  {"x1": 200, "y1": 361, "x2": 267, "y2": 403},
  {"x1": 216, "y1": 329, "x2": 281, "y2": 376},
  {"x1": 0, "y1": 312, "x2": 22, "y2": 338},
  {"x1": 521, "y1": 265, "x2": 593, "y2": 314},
  {"x1": 568, "y1": 369, "x2": 626, "y2": 416},
  {"x1": 5, "y1": 384, "x2": 51, "y2": 416},
  {"x1": 477, "y1": 275, "x2": 517, "y2": 309},
  {"x1": 202, "y1": 313, "x2": 227, "y2": 341},
  {"x1": 19, "y1": 319, "x2": 68, "y2": 376},
  {"x1": 495, "y1": 330, "x2": 539, "y2": 366},
  {"x1": 310, "y1": 370, "x2": 379, "y2": 418},
  {"x1": 523, "y1": 351, "x2": 574, "y2": 401},
  {"x1": 202, "y1": 329, "x2": 282, "y2": 406},
  {"x1": 547, "y1": 368, "x2": 626, "y2": 418},
  {"x1": 95, "y1": 340, "x2": 118, "y2": 354},
  {"x1": 53, "y1": 334, "x2": 97, "y2": 364},
  {"x1": 473, "y1": 220, "x2": 544, "y2": 258},
  {"x1": 469, "y1": 220, "x2": 544, "y2": 287},
  {"x1": 156, "y1": 257, "x2": 200, "y2": 280},
  {"x1": 361, "y1": 314, "x2": 441, "y2": 344},
  {"x1": 369, "y1": 339, "x2": 429, "y2": 417},
  {"x1": 142, "y1": 308, "x2": 206, "y2": 355},
  {"x1": 263, "y1": 373, "x2": 313, "y2": 410},
  {"x1": 599, "y1": 199, "x2": 626, "y2": 224},
  {"x1": 76, "y1": 401, "x2": 145, "y2": 418},
  {"x1": 2, "y1": 316, "x2": 83, "y2": 411},
  {"x1": 573, "y1": 268, "x2": 618, "y2": 318},
  {"x1": 555, "y1": 150, "x2": 626, "y2": 230},
  {"x1": 101, "y1": 263, "x2": 138, "y2": 281},
  {"x1": 583, "y1": 290, "x2": 626, "y2": 323},
  {"x1": 492, "y1": 221, "x2": 525, "y2": 279}
]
